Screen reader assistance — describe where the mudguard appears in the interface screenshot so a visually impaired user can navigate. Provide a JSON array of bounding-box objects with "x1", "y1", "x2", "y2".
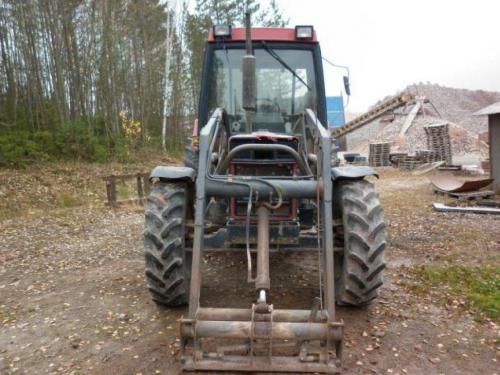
[
  {"x1": 331, "y1": 166, "x2": 379, "y2": 180},
  {"x1": 149, "y1": 166, "x2": 196, "y2": 182}
]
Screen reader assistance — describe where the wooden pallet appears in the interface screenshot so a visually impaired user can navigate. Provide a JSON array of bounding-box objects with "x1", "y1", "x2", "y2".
[
  {"x1": 424, "y1": 124, "x2": 452, "y2": 165},
  {"x1": 369, "y1": 142, "x2": 391, "y2": 167}
]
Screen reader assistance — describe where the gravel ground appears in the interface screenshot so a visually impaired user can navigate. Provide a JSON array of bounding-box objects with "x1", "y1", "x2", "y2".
[{"x1": 0, "y1": 168, "x2": 499, "y2": 375}]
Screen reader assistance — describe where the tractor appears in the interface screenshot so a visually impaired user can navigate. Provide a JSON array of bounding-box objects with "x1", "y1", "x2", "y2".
[{"x1": 143, "y1": 13, "x2": 386, "y2": 374}]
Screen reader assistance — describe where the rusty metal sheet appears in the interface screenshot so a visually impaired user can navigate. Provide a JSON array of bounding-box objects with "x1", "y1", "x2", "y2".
[{"x1": 428, "y1": 174, "x2": 493, "y2": 193}]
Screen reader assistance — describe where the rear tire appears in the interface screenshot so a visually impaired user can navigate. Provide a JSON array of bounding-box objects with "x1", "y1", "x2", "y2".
[
  {"x1": 144, "y1": 182, "x2": 191, "y2": 306},
  {"x1": 334, "y1": 180, "x2": 386, "y2": 306}
]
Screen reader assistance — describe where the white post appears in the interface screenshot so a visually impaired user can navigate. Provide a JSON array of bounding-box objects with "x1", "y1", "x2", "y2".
[{"x1": 162, "y1": 0, "x2": 177, "y2": 152}]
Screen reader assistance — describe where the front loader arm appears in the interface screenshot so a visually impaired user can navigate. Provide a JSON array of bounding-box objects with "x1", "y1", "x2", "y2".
[
  {"x1": 304, "y1": 108, "x2": 337, "y2": 321},
  {"x1": 179, "y1": 108, "x2": 344, "y2": 373}
]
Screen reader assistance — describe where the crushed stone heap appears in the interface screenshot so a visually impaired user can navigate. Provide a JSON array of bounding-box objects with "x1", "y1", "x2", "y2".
[
  {"x1": 347, "y1": 83, "x2": 497, "y2": 160},
  {"x1": 353, "y1": 114, "x2": 488, "y2": 158}
]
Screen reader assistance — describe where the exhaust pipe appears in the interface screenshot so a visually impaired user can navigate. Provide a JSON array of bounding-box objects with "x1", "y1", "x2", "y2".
[{"x1": 242, "y1": 11, "x2": 256, "y2": 133}]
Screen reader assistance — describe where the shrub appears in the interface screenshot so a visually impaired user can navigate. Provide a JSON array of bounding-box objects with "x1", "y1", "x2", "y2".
[
  {"x1": 0, "y1": 116, "x2": 181, "y2": 166},
  {"x1": 0, "y1": 131, "x2": 51, "y2": 167}
]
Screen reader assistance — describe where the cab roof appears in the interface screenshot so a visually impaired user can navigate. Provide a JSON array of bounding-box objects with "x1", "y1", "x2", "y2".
[{"x1": 207, "y1": 27, "x2": 318, "y2": 43}]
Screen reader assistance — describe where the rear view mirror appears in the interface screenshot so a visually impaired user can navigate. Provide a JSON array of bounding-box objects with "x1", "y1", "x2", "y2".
[{"x1": 343, "y1": 75, "x2": 351, "y2": 96}]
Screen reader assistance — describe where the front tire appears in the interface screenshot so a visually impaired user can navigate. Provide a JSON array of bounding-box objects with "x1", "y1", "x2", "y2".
[
  {"x1": 144, "y1": 182, "x2": 191, "y2": 306},
  {"x1": 334, "y1": 180, "x2": 386, "y2": 306}
]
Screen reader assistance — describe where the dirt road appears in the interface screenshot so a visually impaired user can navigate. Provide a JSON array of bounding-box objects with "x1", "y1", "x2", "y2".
[{"x1": 0, "y1": 170, "x2": 498, "y2": 374}]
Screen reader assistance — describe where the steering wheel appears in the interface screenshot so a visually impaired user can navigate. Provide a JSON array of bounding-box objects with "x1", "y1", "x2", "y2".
[{"x1": 256, "y1": 98, "x2": 280, "y2": 113}]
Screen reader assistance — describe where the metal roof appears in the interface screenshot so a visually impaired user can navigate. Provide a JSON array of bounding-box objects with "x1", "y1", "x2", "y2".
[{"x1": 473, "y1": 101, "x2": 500, "y2": 116}]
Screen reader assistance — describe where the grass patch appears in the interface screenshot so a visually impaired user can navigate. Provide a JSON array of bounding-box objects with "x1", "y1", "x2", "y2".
[
  {"x1": 0, "y1": 305, "x2": 16, "y2": 323},
  {"x1": 117, "y1": 182, "x2": 130, "y2": 200},
  {"x1": 62, "y1": 193, "x2": 80, "y2": 207},
  {"x1": 416, "y1": 265, "x2": 499, "y2": 321}
]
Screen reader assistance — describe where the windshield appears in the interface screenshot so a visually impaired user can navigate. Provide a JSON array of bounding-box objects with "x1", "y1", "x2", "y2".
[{"x1": 208, "y1": 47, "x2": 317, "y2": 133}]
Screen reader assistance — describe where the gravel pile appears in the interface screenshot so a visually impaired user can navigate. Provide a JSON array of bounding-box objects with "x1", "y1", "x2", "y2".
[
  {"x1": 406, "y1": 83, "x2": 500, "y2": 134},
  {"x1": 347, "y1": 83, "x2": 499, "y2": 159},
  {"x1": 352, "y1": 115, "x2": 488, "y2": 158}
]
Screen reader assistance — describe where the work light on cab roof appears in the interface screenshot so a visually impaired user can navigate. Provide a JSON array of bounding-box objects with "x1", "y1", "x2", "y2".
[
  {"x1": 295, "y1": 25, "x2": 314, "y2": 39},
  {"x1": 212, "y1": 24, "x2": 232, "y2": 38}
]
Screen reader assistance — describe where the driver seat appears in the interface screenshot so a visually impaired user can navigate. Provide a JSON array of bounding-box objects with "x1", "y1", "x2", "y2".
[{"x1": 253, "y1": 111, "x2": 285, "y2": 133}]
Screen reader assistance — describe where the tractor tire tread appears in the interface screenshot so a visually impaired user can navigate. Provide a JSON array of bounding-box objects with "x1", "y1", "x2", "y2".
[
  {"x1": 335, "y1": 180, "x2": 386, "y2": 306},
  {"x1": 144, "y1": 182, "x2": 190, "y2": 307}
]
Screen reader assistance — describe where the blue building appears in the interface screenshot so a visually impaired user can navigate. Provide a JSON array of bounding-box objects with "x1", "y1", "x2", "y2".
[{"x1": 326, "y1": 96, "x2": 345, "y2": 128}]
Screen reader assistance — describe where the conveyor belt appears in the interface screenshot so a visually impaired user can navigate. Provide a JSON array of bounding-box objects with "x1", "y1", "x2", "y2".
[{"x1": 332, "y1": 93, "x2": 415, "y2": 138}]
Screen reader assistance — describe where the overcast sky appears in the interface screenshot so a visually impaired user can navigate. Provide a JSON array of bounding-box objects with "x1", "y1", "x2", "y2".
[{"x1": 274, "y1": 0, "x2": 500, "y2": 112}]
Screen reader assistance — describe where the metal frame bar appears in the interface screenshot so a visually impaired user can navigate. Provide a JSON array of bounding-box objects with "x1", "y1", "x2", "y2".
[
  {"x1": 206, "y1": 179, "x2": 319, "y2": 198},
  {"x1": 183, "y1": 356, "x2": 339, "y2": 373},
  {"x1": 216, "y1": 143, "x2": 313, "y2": 175},
  {"x1": 196, "y1": 308, "x2": 324, "y2": 322},
  {"x1": 188, "y1": 109, "x2": 221, "y2": 317},
  {"x1": 305, "y1": 109, "x2": 336, "y2": 323},
  {"x1": 256, "y1": 206, "x2": 271, "y2": 290}
]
